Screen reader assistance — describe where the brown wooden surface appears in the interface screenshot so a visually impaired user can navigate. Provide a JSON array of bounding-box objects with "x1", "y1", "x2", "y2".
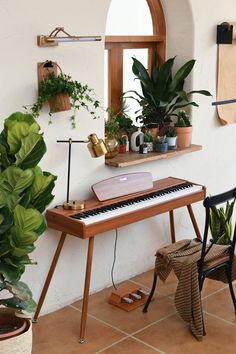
[
  {"x1": 79, "y1": 237, "x2": 94, "y2": 343},
  {"x1": 105, "y1": 144, "x2": 202, "y2": 168},
  {"x1": 33, "y1": 232, "x2": 67, "y2": 322},
  {"x1": 92, "y1": 172, "x2": 153, "y2": 201},
  {"x1": 46, "y1": 177, "x2": 206, "y2": 239}
]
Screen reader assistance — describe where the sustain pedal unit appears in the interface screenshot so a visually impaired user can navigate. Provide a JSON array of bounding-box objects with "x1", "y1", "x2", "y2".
[{"x1": 108, "y1": 283, "x2": 152, "y2": 311}]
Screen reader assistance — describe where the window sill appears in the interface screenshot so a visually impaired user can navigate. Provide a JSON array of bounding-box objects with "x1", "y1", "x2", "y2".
[{"x1": 105, "y1": 144, "x2": 202, "y2": 168}]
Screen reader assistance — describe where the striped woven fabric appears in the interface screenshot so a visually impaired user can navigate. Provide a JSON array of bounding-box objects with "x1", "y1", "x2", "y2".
[{"x1": 154, "y1": 239, "x2": 236, "y2": 340}]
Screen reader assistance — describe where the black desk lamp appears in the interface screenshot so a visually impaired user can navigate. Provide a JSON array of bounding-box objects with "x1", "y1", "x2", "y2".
[{"x1": 57, "y1": 134, "x2": 107, "y2": 210}]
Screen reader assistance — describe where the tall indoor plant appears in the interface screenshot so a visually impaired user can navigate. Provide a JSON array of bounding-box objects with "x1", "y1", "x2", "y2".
[
  {"x1": 123, "y1": 56, "x2": 211, "y2": 128},
  {"x1": 0, "y1": 112, "x2": 56, "y2": 352}
]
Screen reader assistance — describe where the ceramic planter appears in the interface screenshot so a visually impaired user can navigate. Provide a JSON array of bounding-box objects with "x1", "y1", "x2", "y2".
[
  {"x1": 166, "y1": 136, "x2": 177, "y2": 149},
  {"x1": 155, "y1": 142, "x2": 168, "y2": 153},
  {"x1": 176, "y1": 126, "x2": 192, "y2": 148}
]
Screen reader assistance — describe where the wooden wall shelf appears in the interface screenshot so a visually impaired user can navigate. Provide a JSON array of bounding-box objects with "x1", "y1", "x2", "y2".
[{"x1": 105, "y1": 144, "x2": 202, "y2": 168}]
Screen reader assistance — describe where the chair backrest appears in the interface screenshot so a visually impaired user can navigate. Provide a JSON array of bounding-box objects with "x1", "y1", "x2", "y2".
[{"x1": 198, "y1": 187, "x2": 236, "y2": 271}]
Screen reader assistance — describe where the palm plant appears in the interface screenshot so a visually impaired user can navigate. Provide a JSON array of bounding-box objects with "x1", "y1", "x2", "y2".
[{"x1": 123, "y1": 56, "x2": 211, "y2": 127}]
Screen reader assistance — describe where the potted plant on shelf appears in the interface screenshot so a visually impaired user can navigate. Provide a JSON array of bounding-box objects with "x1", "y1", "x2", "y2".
[
  {"x1": 175, "y1": 110, "x2": 192, "y2": 148},
  {"x1": 154, "y1": 136, "x2": 168, "y2": 153},
  {"x1": 105, "y1": 113, "x2": 120, "y2": 158},
  {"x1": 30, "y1": 71, "x2": 100, "y2": 129},
  {"x1": 118, "y1": 135, "x2": 128, "y2": 154},
  {"x1": 0, "y1": 112, "x2": 56, "y2": 353},
  {"x1": 123, "y1": 56, "x2": 211, "y2": 131},
  {"x1": 164, "y1": 126, "x2": 177, "y2": 149},
  {"x1": 143, "y1": 131, "x2": 153, "y2": 152}
]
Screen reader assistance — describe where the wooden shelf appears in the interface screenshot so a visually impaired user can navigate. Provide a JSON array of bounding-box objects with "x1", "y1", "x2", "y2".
[{"x1": 105, "y1": 144, "x2": 202, "y2": 168}]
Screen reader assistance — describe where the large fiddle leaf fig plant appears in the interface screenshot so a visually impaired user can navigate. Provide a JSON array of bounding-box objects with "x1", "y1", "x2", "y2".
[
  {"x1": 123, "y1": 56, "x2": 211, "y2": 127},
  {"x1": 0, "y1": 112, "x2": 57, "y2": 313}
]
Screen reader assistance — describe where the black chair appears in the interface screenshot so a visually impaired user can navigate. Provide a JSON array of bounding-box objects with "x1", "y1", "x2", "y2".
[{"x1": 143, "y1": 188, "x2": 236, "y2": 337}]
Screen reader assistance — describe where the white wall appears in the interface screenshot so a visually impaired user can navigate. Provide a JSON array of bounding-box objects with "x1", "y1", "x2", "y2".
[{"x1": 1, "y1": 0, "x2": 235, "y2": 315}]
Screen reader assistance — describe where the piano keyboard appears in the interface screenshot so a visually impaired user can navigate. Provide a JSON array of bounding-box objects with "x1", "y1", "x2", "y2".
[{"x1": 71, "y1": 182, "x2": 202, "y2": 225}]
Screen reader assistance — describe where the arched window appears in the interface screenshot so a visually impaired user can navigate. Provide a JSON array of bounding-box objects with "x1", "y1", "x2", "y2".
[{"x1": 105, "y1": 0, "x2": 166, "y2": 116}]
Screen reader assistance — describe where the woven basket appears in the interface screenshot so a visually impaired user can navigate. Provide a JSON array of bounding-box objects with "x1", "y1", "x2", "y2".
[{"x1": 0, "y1": 309, "x2": 32, "y2": 354}]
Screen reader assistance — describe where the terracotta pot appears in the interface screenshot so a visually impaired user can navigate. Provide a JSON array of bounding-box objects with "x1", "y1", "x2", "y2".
[
  {"x1": 48, "y1": 93, "x2": 71, "y2": 112},
  {"x1": 119, "y1": 144, "x2": 126, "y2": 154},
  {"x1": 0, "y1": 309, "x2": 32, "y2": 354},
  {"x1": 176, "y1": 126, "x2": 192, "y2": 148}
]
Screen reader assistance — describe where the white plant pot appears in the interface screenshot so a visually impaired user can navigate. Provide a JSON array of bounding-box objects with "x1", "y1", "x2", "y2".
[{"x1": 166, "y1": 136, "x2": 177, "y2": 149}]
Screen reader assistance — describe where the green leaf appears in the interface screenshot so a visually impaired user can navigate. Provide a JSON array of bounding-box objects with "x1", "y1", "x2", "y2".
[
  {"x1": 15, "y1": 132, "x2": 46, "y2": 169},
  {"x1": 5, "y1": 280, "x2": 33, "y2": 301},
  {"x1": 0, "y1": 166, "x2": 34, "y2": 194},
  {"x1": 0, "y1": 207, "x2": 13, "y2": 235},
  {"x1": 14, "y1": 205, "x2": 44, "y2": 236},
  {"x1": 31, "y1": 173, "x2": 56, "y2": 202},
  {"x1": 169, "y1": 59, "x2": 195, "y2": 92},
  {"x1": 0, "y1": 296, "x2": 36, "y2": 313},
  {"x1": 0, "y1": 263, "x2": 22, "y2": 282},
  {"x1": 4, "y1": 112, "x2": 38, "y2": 131},
  {"x1": 7, "y1": 121, "x2": 40, "y2": 155}
]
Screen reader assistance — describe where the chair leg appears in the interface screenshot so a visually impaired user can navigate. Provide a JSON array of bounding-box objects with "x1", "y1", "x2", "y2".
[
  {"x1": 143, "y1": 273, "x2": 158, "y2": 313},
  {"x1": 226, "y1": 268, "x2": 236, "y2": 313}
]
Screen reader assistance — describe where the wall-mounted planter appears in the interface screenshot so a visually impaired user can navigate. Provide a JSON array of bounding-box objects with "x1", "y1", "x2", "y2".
[{"x1": 48, "y1": 93, "x2": 71, "y2": 113}]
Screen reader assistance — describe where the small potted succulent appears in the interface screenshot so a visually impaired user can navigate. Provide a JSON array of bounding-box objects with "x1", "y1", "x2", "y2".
[
  {"x1": 154, "y1": 135, "x2": 168, "y2": 153},
  {"x1": 175, "y1": 110, "x2": 192, "y2": 148},
  {"x1": 164, "y1": 126, "x2": 177, "y2": 149},
  {"x1": 118, "y1": 135, "x2": 128, "y2": 153},
  {"x1": 143, "y1": 131, "x2": 153, "y2": 152}
]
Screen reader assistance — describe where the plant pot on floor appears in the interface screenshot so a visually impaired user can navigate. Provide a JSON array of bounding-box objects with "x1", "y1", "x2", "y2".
[
  {"x1": 48, "y1": 93, "x2": 71, "y2": 112},
  {"x1": 176, "y1": 126, "x2": 192, "y2": 148},
  {"x1": 0, "y1": 308, "x2": 32, "y2": 354}
]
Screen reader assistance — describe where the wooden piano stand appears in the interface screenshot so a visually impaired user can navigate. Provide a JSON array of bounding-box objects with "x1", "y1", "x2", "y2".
[{"x1": 33, "y1": 177, "x2": 205, "y2": 344}]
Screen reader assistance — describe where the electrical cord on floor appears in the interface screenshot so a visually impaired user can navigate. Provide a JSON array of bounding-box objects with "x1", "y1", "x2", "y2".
[{"x1": 111, "y1": 228, "x2": 118, "y2": 290}]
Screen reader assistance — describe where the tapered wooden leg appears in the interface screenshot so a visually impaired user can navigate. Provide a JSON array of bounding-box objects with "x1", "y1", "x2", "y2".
[
  {"x1": 187, "y1": 204, "x2": 202, "y2": 240},
  {"x1": 33, "y1": 232, "x2": 67, "y2": 322},
  {"x1": 79, "y1": 236, "x2": 95, "y2": 344},
  {"x1": 169, "y1": 210, "x2": 176, "y2": 243}
]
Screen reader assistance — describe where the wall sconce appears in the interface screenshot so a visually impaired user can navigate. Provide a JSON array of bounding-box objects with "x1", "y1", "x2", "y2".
[
  {"x1": 37, "y1": 27, "x2": 102, "y2": 47},
  {"x1": 57, "y1": 134, "x2": 107, "y2": 210}
]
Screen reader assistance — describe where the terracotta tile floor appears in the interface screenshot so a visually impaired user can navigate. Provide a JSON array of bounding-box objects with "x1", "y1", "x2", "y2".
[{"x1": 33, "y1": 270, "x2": 236, "y2": 354}]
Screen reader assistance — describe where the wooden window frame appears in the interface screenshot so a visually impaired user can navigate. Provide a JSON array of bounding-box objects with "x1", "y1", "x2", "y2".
[{"x1": 105, "y1": 0, "x2": 166, "y2": 113}]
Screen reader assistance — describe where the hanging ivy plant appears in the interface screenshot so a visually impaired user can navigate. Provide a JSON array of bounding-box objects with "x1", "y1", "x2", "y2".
[{"x1": 29, "y1": 72, "x2": 100, "y2": 129}]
